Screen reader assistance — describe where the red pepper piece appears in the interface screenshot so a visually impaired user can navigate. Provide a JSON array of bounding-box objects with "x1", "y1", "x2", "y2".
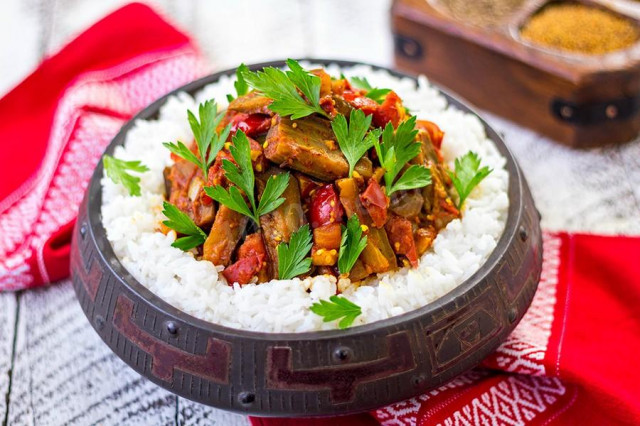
[
  {"x1": 360, "y1": 179, "x2": 389, "y2": 228},
  {"x1": 222, "y1": 254, "x2": 264, "y2": 285},
  {"x1": 385, "y1": 215, "x2": 419, "y2": 267},
  {"x1": 417, "y1": 119, "x2": 445, "y2": 150},
  {"x1": 222, "y1": 233, "x2": 268, "y2": 285},
  {"x1": 309, "y1": 184, "x2": 344, "y2": 229},
  {"x1": 373, "y1": 91, "x2": 403, "y2": 128},
  {"x1": 229, "y1": 113, "x2": 272, "y2": 137}
]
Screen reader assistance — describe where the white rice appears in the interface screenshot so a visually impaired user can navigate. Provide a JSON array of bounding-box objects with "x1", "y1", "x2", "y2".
[{"x1": 101, "y1": 64, "x2": 509, "y2": 333}]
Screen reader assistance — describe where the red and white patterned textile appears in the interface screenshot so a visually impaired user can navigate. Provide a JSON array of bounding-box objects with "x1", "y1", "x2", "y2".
[
  {"x1": 0, "y1": 3, "x2": 208, "y2": 291},
  {"x1": 1, "y1": 4, "x2": 639, "y2": 425}
]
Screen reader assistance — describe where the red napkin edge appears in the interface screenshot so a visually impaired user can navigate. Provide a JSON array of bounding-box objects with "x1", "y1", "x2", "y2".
[{"x1": 0, "y1": 2, "x2": 193, "y2": 204}]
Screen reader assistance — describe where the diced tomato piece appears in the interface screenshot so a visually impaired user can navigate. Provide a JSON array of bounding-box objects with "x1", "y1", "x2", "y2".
[
  {"x1": 309, "y1": 184, "x2": 344, "y2": 228},
  {"x1": 222, "y1": 254, "x2": 264, "y2": 285},
  {"x1": 238, "y1": 233, "x2": 267, "y2": 259},
  {"x1": 385, "y1": 215, "x2": 419, "y2": 267},
  {"x1": 229, "y1": 113, "x2": 272, "y2": 137},
  {"x1": 313, "y1": 223, "x2": 342, "y2": 250},
  {"x1": 208, "y1": 149, "x2": 235, "y2": 187},
  {"x1": 297, "y1": 173, "x2": 321, "y2": 199},
  {"x1": 415, "y1": 226, "x2": 437, "y2": 256},
  {"x1": 360, "y1": 179, "x2": 389, "y2": 228},
  {"x1": 373, "y1": 91, "x2": 404, "y2": 128},
  {"x1": 248, "y1": 137, "x2": 269, "y2": 172},
  {"x1": 346, "y1": 94, "x2": 378, "y2": 116},
  {"x1": 222, "y1": 233, "x2": 268, "y2": 285},
  {"x1": 320, "y1": 95, "x2": 338, "y2": 117},
  {"x1": 417, "y1": 119, "x2": 445, "y2": 150},
  {"x1": 311, "y1": 69, "x2": 333, "y2": 98},
  {"x1": 439, "y1": 198, "x2": 460, "y2": 217}
]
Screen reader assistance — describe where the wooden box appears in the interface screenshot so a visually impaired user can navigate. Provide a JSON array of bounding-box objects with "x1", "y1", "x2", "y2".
[{"x1": 391, "y1": 0, "x2": 640, "y2": 147}]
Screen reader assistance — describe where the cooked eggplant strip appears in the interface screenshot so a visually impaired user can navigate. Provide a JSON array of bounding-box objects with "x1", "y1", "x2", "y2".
[
  {"x1": 257, "y1": 168, "x2": 306, "y2": 278},
  {"x1": 202, "y1": 205, "x2": 249, "y2": 266},
  {"x1": 165, "y1": 158, "x2": 215, "y2": 228},
  {"x1": 336, "y1": 178, "x2": 397, "y2": 277},
  {"x1": 227, "y1": 91, "x2": 273, "y2": 115},
  {"x1": 264, "y1": 115, "x2": 349, "y2": 181},
  {"x1": 264, "y1": 116, "x2": 373, "y2": 182},
  {"x1": 389, "y1": 190, "x2": 424, "y2": 219},
  {"x1": 413, "y1": 125, "x2": 460, "y2": 229}
]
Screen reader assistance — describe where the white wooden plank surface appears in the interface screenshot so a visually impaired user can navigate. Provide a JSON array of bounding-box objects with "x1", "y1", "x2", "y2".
[
  {"x1": 7, "y1": 282, "x2": 177, "y2": 426},
  {"x1": 0, "y1": 0, "x2": 48, "y2": 96},
  {"x1": 487, "y1": 114, "x2": 640, "y2": 235},
  {"x1": 0, "y1": 0, "x2": 639, "y2": 425},
  {"x1": 0, "y1": 293, "x2": 17, "y2": 424}
]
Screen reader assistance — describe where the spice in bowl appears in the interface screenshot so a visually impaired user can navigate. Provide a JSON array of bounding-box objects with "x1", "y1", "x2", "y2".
[
  {"x1": 520, "y1": 3, "x2": 639, "y2": 55},
  {"x1": 435, "y1": 0, "x2": 526, "y2": 27}
]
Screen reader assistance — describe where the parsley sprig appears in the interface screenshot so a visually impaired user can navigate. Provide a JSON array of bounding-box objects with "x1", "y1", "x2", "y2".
[
  {"x1": 227, "y1": 63, "x2": 250, "y2": 102},
  {"x1": 332, "y1": 109, "x2": 380, "y2": 177},
  {"x1": 277, "y1": 224, "x2": 313, "y2": 280},
  {"x1": 163, "y1": 100, "x2": 231, "y2": 181},
  {"x1": 310, "y1": 295, "x2": 362, "y2": 329},
  {"x1": 448, "y1": 151, "x2": 493, "y2": 208},
  {"x1": 374, "y1": 117, "x2": 432, "y2": 195},
  {"x1": 242, "y1": 59, "x2": 329, "y2": 119},
  {"x1": 103, "y1": 155, "x2": 149, "y2": 197},
  {"x1": 204, "y1": 130, "x2": 289, "y2": 224},
  {"x1": 350, "y1": 76, "x2": 391, "y2": 104},
  {"x1": 161, "y1": 201, "x2": 207, "y2": 250},
  {"x1": 338, "y1": 215, "x2": 368, "y2": 275}
]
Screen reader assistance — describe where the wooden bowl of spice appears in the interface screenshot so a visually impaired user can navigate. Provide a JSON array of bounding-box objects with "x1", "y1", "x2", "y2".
[{"x1": 392, "y1": 0, "x2": 640, "y2": 147}]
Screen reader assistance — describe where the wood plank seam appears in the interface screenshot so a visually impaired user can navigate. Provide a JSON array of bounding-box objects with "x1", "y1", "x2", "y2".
[{"x1": 2, "y1": 292, "x2": 21, "y2": 426}]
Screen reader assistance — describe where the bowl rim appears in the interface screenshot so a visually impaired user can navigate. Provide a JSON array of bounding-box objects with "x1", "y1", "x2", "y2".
[{"x1": 86, "y1": 58, "x2": 523, "y2": 341}]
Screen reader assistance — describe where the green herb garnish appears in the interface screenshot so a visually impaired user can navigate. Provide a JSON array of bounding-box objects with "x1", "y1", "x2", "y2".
[
  {"x1": 103, "y1": 155, "x2": 149, "y2": 197},
  {"x1": 242, "y1": 59, "x2": 329, "y2": 119},
  {"x1": 277, "y1": 224, "x2": 313, "y2": 280},
  {"x1": 338, "y1": 215, "x2": 368, "y2": 275},
  {"x1": 448, "y1": 151, "x2": 493, "y2": 208},
  {"x1": 374, "y1": 116, "x2": 432, "y2": 195},
  {"x1": 331, "y1": 109, "x2": 380, "y2": 178},
  {"x1": 163, "y1": 100, "x2": 231, "y2": 181},
  {"x1": 204, "y1": 130, "x2": 289, "y2": 224},
  {"x1": 161, "y1": 201, "x2": 208, "y2": 250},
  {"x1": 226, "y1": 63, "x2": 250, "y2": 102},
  {"x1": 310, "y1": 295, "x2": 362, "y2": 329},
  {"x1": 351, "y1": 76, "x2": 391, "y2": 104}
]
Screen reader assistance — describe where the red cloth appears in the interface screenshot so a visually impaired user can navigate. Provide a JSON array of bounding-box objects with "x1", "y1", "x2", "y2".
[
  {"x1": 0, "y1": 3, "x2": 208, "y2": 290},
  {"x1": 251, "y1": 232, "x2": 640, "y2": 425},
  {"x1": 1, "y1": 4, "x2": 639, "y2": 424}
]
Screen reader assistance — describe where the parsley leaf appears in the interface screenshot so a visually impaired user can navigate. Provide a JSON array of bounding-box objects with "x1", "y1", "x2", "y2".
[
  {"x1": 257, "y1": 173, "x2": 290, "y2": 217},
  {"x1": 234, "y1": 63, "x2": 249, "y2": 97},
  {"x1": 163, "y1": 100, "x2": 231, "y2": 181},
  {"x1": 391, "y1": 164, "x2": 432, "y2": 193},
  {"x1": 331, "y1": 109, "x2": 380, "y2": 177},
  {"x1": 242, "y1": 59, "x2": 329, "y2": 119},
  {"x1": 448, "y1": 151, "x2": 493, "y2": 208},
  {"x1": 373, "y1": 117, "x2": 431, "y2": 194},
  {"x1": 204, "y1": 130, "x2": 289, "y2": 224},
  {"x1": 277, "y1": 224, "x2": 313, "y2": 280},
  {"x1": 338, "y1": 215, "x2": 368, "y2": 275},
  {"x1": 161, "y1": 201, "x2": 207, "y2": 251},
  {"x1": 310, "y1": 295, "x2": 362, "y2": 329},
  {"x1": 350, "y1": 76, "x2": 391, "y2": 104},
  {"x1": 103, "y1": 155, "x2": 149, "y2": 197}
]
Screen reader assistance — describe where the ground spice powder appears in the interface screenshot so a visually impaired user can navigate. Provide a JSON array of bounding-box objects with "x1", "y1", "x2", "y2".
[
  {"x1": 436, "y1": 0, "x2": 525, "y2": 27},
  {"x1": 521, "y1": 4, "x2": 638, "y2": 55}
]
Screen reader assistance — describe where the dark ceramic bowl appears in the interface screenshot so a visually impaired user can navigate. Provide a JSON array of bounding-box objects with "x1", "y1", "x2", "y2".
[{"x1": 71, "y1": 59, "x2": 542, "y2": 417}]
